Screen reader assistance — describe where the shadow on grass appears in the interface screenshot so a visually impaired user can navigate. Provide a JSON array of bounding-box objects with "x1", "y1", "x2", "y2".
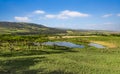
[
  {"x1": 0, "y1": 57, "x2": 45, "y2": 74},
  {"x1": 0, "y1": 46, "x2": 78, "y2": 57},
  {"x1": 47, "y1": 70, "x2": 74, "y2": 74},
  {"x1": 0, "y1": 46, "x2": 78, "y2": 74}
]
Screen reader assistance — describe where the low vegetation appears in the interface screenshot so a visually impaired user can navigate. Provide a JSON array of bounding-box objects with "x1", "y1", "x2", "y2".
[{"x1": 0, "y1": 34, "x2": 120, "y2": 74}]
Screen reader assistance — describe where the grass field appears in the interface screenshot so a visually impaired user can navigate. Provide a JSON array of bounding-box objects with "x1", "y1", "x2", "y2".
[{"x1": 0, "y1": 36, "x2": 120, "y2": 74}]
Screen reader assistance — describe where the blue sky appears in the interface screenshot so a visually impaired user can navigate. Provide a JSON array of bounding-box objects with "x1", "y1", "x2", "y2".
[{"x1": 0, "y1": 0, "x2": 120, "y2": 31}]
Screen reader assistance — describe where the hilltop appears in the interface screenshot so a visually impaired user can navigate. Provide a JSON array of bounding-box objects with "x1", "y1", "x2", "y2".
[{"x1": 0, "y1": 22, "x2": 66, "y2": 35}]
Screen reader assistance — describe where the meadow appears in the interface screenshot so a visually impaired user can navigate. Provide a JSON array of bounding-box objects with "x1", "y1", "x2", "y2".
[{"x1": 0, "y1": 34, "x2": 120, "y2": 74}]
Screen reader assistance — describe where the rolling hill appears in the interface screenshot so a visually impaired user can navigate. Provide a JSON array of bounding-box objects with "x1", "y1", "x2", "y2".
[
  {"x1": 0, "y1": 22, "x2": 67, "y2": 35},
  {"x1": 0, "y1": 21, "x2": 119, "y2": 36}
]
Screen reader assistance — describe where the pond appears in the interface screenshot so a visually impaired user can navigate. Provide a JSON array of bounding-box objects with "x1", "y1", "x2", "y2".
[
  {"x1": 42, "y1": 41, "x2": 105, "y2": 48},
  {"x1": 43, "y1": 41, "x2": 84, "y2": 48},
  {"x1": 88, "y1": 43, "x2": 105, "y2": 48}
]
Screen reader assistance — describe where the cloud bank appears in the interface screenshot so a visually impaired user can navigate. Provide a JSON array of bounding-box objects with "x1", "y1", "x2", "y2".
[
  {"x1": 45, "y1": 10, "x2": 90, "y2": 19},
  {"x1": 14, "y1": 10, "x2": 90, "y2": 21},
  {"x1": 102, "y1": 14, "x2": 113, "y2": 18},
  {"x1": 33, "y1": 10, "x2": 45, "y2": 14},
  {"x1": 14, "y1": 16, "x2": 30, "y2": 22}
]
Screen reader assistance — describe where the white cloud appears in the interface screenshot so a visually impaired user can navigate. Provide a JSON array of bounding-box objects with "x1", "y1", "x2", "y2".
[
  {"x1": 103, "y1": 22, "x2": 113, "y2": 25},
  {"x1": 102, "y1": 14, "x2": 113, "y2": 18},
  {"x1": 57, "y1": 15, "x2": 68, "y2": 19},
  {"x1": 117, "y1": 14, "x2": 120, "y2": 16},
  {"x1": 14, "y1": 10, "x2": 90, "y2": 21},
  {"x1": 45, "y1": 10, "x2": 90, "y2": 19},
  {"x1": 45, "y1": 14, "x2": 56, "y2": 19},
  {"x1": 60, "y1": 10, "x2": 89, "y2": 17},
  {"x1": 34, "y1": 10, "x2": 45, "y2": 14},
  {"x1": 14, "y1": 16, "x2": 30, "y2": 22}
]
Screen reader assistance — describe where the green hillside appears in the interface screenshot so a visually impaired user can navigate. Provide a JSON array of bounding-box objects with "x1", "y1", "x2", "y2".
[
  {"x1": 0, "y1": 22, "x2": 119, "y2": 36},
  {"x1": 0, "y1": 22, "x2": 67, "y2": 35}
]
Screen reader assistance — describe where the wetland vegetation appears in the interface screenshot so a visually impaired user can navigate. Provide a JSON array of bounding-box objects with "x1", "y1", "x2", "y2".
[
  {"x1": 0, "y1": 33, "x2": 120, "y2": 74},
  {"x1": 1, "y1": 0, "x2": 120, "y2": 73},
  {"x1": 0, "y1": 21, "x2": 120, "y2": 74}
]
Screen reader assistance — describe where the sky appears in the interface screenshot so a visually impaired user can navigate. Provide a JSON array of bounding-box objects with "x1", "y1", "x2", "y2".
[{"x1": 0, "y1": 0, "x2": 120, "y2": 31}]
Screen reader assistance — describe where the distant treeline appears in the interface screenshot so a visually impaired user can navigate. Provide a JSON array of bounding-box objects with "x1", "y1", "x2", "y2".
[
  {"x1": 66, "y1": 31, "x2": 120, "y2": 36},
  {"x1": 0, "y1": 34, "x2": 49, "y2": 42}
]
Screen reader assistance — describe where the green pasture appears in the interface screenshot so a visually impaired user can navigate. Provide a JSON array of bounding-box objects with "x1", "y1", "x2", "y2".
[{"x1": 0, "y1": 35, "x2": 120, "y2": 74}]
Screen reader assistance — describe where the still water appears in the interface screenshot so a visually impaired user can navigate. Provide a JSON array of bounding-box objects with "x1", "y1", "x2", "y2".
[
  {"x1": 43, "y1": 41, "x2": 84, "y2": 48},
  {"x1": 88, "y1": 43, "x2": 105, "y2": 48},
  {"x1": 42, "y1": 41, "x2": 105, "y2": 48}
]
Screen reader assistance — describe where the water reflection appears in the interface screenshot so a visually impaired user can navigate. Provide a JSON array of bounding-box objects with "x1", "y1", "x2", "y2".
[
  {"x1": 43, "y1": 41, "x2": 84, "y2": 48},
  {"x1": 88, "y1": 43, "x2": 105, "y2": 48}
]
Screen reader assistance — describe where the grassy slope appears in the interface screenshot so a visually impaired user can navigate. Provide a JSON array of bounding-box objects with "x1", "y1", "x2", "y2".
[
  {"x1": 0, "y1": 36, "x2": 120, "y2": 74},
  {"x1": 0, "y1": 22, "x2": 67, "y2": 34}
]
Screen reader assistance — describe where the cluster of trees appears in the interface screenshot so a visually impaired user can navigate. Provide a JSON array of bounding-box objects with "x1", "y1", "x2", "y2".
[
  {"x1": 0, "y1": 34, "x2": 50, "y2": 54},
  {"x1": 0, "y1": 34, "x2": 49, "y2": 42}
]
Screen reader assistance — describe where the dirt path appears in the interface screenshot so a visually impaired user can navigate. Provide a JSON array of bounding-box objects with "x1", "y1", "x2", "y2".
[{"x1": 49, "y1": 36, "x2": 98, "y2": 39}]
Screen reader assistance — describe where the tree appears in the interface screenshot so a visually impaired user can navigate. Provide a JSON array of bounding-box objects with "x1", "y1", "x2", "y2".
[{"x1": 35, "y1": 37, "x2": 49, "y2": 49}]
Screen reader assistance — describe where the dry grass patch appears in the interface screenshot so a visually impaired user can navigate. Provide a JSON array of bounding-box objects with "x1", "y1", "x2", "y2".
[
  {"x1": 62, "y1": 36, "x2": 97, "y2": 38},
  {"x1": 49, "y1": 36, "x2": 97, "y2": 39},
  {"x1": 91, "y1": 41, "x2": 117, "y2": 48}
]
